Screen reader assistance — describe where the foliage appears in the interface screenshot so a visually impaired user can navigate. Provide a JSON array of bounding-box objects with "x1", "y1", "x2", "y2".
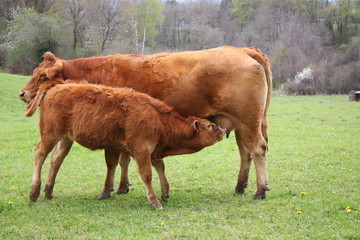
[
  {"x1": 0, "y1": 0, "x2": 359, "y2": 94},
  {"x1": 0, "y1": 73, "x2": 359, "y2": 239},
  {"x1": 137, "y1": 0, "x2": 164, "y2": 51},
  {"x1": 231, "y1": 0, "x2": 255, "y2": 29},
  {"x1": 1, "y1": 8, "x2": 68, "y2": 74}
]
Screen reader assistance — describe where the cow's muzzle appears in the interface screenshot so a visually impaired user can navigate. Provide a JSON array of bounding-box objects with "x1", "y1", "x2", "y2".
[{"x1": 18, "y1": 90, "x2": 28, "y2": 103}]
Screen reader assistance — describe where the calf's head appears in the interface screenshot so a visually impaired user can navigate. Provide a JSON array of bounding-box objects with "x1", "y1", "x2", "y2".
[
  {"x1": 190, "y1": 118, "x2": 226, "y2": 147},
  {"x1": 159, "y1": 118, "x2": 226, "y2": 158},
  {"x1": 18, "y1": 52, "x2": 64, "y2": 104}
]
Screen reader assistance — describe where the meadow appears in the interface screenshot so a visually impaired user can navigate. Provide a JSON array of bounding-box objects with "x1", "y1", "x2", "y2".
[{"x1": 0, "y1": 72, "x2": 359, "y2": 239}]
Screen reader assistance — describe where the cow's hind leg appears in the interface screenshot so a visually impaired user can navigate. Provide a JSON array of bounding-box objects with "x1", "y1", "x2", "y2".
[
  {"x1": 116, "y1": 152, "x2": 131, "y2": 194},
  {"x1": 152, "y1": 159, "x2": 170, "y2": 202},
  {"x1": 29, "y1": 140, "x2": 56, "y2": 202},
  {"x1": 44, "y1": 137, "x2": 73, "y2": 200},
  {"x1": 235, "y1": 130, "x2": 252, "y2": 194},
  {"x1": 235, "y1": 126, "x2": 270, "y2": 199},
  {"x1": 98, "y1": 148, "x2": 120, "y2": 200}
]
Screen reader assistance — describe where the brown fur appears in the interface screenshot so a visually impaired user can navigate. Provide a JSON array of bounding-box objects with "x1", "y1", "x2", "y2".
[
  {"x1": 20, "y1": 46, "x2": 272, "y2": 199},
  {"x1": 29, "y1": 83, "x2": 225, "y2": 209}
]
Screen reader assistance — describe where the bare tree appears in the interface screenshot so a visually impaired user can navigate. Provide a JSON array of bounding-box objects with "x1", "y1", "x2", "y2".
[
  {"x1": 86, "y1": 0, "x2": 122, "y2": 54},
  {"x1": 0, "y1": 0, "x2": 21, "y2": 21},
  {"x1": 67, "y1": 0, "x2": 86, "y2": 51}
]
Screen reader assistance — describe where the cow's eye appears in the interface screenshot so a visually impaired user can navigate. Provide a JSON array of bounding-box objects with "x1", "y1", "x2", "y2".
[{"x1": 38, "y1": 74, "x2": 46, "y2": 81}]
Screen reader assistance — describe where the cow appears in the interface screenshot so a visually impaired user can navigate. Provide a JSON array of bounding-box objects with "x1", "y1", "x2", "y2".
[
  {"x1": 19, "y1": 46, "x2": 272, "y2": 199},
  {"x1": 27, "y1": 81, "x2": 225, "y2": 209}
]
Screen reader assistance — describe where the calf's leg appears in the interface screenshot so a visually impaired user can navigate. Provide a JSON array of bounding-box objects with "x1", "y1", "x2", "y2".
[
  {"x1": 44, "y1": 137, "x2": 73, "y2": 200},
  {"x1": 29, "y1": 140, "x2": 56, "y2": 202},
  {"x1": 116, "y1": 152, "x2": 131, "y2": 194},
  {"x1": 152, "y1": 159, "x2": 170, "y2": 202},
  {"x1": 98, "y1": 148, "x2": 121, "y2": 200},
  {"x1": 133, "y1": 150, "x2": 162, "y2": 209}
]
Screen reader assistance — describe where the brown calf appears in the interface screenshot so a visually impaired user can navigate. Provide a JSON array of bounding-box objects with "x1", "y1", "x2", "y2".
[{"x1": 29, "y1": 83, "x2": 225, "y2": 209}]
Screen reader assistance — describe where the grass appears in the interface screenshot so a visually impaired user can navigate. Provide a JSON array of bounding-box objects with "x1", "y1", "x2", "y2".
[{"x1": 0, "y1": 72, "x2": 359, "y2": 239}]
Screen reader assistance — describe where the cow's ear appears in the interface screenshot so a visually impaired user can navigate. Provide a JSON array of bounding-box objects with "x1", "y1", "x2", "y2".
[
  {"x1": 193, "y1": 120, "x2": 200, "y2": 131},
  {"x1": 42, "y1": 52, "x2": 56, "y2": 62},
  {"x1": 46, "y1": 60, "x2": 63, "y2": 79}
]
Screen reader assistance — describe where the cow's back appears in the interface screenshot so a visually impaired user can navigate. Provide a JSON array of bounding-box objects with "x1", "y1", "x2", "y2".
[{"x1": 62, "y1": 46, "x2": 270, "y2": 121}]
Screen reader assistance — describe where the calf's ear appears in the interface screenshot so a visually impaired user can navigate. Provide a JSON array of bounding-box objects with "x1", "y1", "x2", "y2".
[
  {"x1": 193, "y1": 120, "x2": 200, "y2": 131},
  {"x1": 25, "y1": 90, "x2": 46, "y2": 117}
]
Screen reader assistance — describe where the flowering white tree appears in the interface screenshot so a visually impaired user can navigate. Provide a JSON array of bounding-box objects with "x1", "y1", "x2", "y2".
[{"x1": 292, "y1": 67, "x2": 314, "y2": 84}]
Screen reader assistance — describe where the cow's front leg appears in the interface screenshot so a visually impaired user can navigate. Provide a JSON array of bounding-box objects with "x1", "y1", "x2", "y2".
[
  {"x1": 97, "y1": 148, "x2": 120, "y2": 200},
  {"x1": 152, "y1": 159, "x2": 169, "y2": 202},
  {"x1": 116, "y1": 152, "x2": 131, "y2": 194}
]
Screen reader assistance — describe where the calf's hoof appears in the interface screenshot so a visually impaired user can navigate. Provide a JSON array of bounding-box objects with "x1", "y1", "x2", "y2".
[
  {"x1": 161, "y1": 195, "x2": 169, "y2": 202},
  {"x1": 151, "y1": 201, "x2": 163, "y2": 210},
  {"x1": 116, "y1": 184, "x2": 130, "y2": 194},
  {"x1": 97, "y1": 193, "x2": 111, "y2": 200},
  {"x1": 44, "y1": 186, "x2": 53, "y2": 200},
  {"x1": 29, "y1": 188, "x2": 40, "y2": 202}
]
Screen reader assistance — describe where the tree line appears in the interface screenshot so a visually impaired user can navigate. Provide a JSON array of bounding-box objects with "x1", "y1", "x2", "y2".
[{"x1": 0, "y1": 0, "x2": 359, "y2": 94}]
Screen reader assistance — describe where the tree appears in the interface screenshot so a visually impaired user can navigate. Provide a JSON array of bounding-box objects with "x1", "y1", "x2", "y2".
[
  {"x1": 321, "y1": 0, "x2": 358, "y2": 44},
  {"x1": 23, "y1": 0, "x2": 54, "y2": 13},
  {"x1": 217, "y1": 0, "x2": 238, "y2": 45},
  {"x1": 86, "y1": 0, "x2": 122, "y2": 54},
  {"x1": 0, "y1": 0, "x2": 21, "y2": 21},
  {"x1": 231, "y1": 0, "x2": 256, "y2": 30},
  {"x1": 159, "y1": 0, "x2": 179, "y2": 49},
  {"x1": 1, "y1": 8, "x2": 68, "y2": 73},
  {"x1": 67, "y1": 0, "x2": 86, "y2": 51},
  {"x1": 136, "y1": 0, "x2": 164, "y2": 54}
]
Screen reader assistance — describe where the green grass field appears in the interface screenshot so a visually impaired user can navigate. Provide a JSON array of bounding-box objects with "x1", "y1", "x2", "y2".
[{"x1": 0, "y1": 72, "x2": 359, "y2": 239}]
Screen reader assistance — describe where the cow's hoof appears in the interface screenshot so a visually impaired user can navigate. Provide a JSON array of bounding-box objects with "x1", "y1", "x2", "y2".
[
  {"x1": 235, "y1": 182, "x2": 249, "y2": 194},
  {"x1": 29, "y1": 195, "x2": 39, "y2": 202},
  {"x1": 44, "y1": 194, "x2": 53, "y2": 200},
  {"x1": 253, "y1": 193, "x2": 266, "y2": 200},
  {"x1": 97, "y1": 193, "x2": 111, "y2": 200},
  {"x1": 253, "y1": 186, "x2": 270, "y2": 200}
]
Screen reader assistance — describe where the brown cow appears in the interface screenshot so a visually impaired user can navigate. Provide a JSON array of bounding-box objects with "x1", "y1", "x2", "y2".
[
  {"x1": 19, "y1": 46, "x2": 272, "y2": 199},
  {"x1": 28, "y1": 82, "x2": 225, "y2": 209}
]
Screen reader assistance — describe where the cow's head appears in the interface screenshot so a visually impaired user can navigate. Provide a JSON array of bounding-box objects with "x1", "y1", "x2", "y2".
[
  {"x1": 156, "y1": 118, "x2": 225, "y2": 158},
  {"x1": 19, "y1": 52, "x2": 64, "y2": 104}
]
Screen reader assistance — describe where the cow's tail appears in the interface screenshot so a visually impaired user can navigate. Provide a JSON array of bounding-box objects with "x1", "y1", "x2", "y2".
[{"x1": 244, "y1": 47, "x2": 272, "y2": 145}]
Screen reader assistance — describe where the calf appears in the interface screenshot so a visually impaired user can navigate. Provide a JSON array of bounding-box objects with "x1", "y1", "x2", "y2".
[{"x1": 29, "y1": 83, "x2": 225, "y2": 209}]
